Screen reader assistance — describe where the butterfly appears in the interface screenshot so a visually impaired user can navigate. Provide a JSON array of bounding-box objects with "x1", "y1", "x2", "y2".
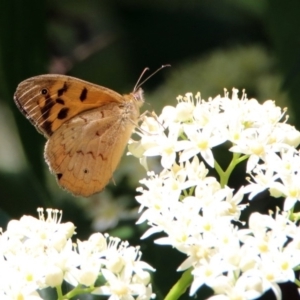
[{"x1": 14, "y1": 67, "x2": 169, "y2": 197}]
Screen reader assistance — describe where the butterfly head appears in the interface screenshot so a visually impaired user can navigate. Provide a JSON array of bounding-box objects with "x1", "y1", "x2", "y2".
[{"x1": 132, "y1": 88, "x2": 144, "y2": 107}]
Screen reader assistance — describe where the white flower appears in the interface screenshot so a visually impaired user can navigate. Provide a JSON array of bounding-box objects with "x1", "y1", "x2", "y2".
[
  {"x1": 94, "y1": 268, "x2": 150, "y2": 300},
  {"x1": 85, "y1": 191, "x2": 138, "y2": 232},
  {"x1": 189, "y1": 255, "x2": 228, "y2": 296},
  {"x1": 230, "y1": 126, "x2": 282, "y2": 172},
  {"x1": 44, "y1": 265, "x2": 64, "y2": 287},
  {"x1": 208, "y1": 274, "x2": 264, "y2": 300},
  {"x1": 272, "y1": 173, "x2": 300, "y2": 210},
  {"x1": 278, "y1": 123, "x2": 300, "y2": 148},
  {"x1": 45, "y1": 238, "x2": 80, "y2": 287},
  {"x1": 174, "y1": 93, "x2": 195, "y2": 123},
  {"x1": 244, "y1": 163, "x2": 279, "y2": 200},
  {"x1": 180, "y1": 124, "x2": 226, "y2": 167},
  {"x1": 128, "y1": 114, "x2": 165, "y2": 160},
  {"x1": 129, "y1": 88, "x2": 300, "y2": 299},
  {"x1": 5, "y1": 208, "x2": 75, "y2": 253},
  {"x1": 0, "y1": 208, "x2": 154, "y2": 299},
  {"x1": 184, "y1": 156, "x2": 209, "y2": 186},
  {"x1": 143, "y1": 122, "x2": 184, "y2": 169}
]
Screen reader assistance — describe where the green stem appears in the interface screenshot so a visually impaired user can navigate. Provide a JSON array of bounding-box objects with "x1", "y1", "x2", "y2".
[
  {"x1": 294, "y1": 265, "x2": 300, "y2": 271},
  {"x1": 56, "y1": 285, "x2": 63, "y2": 300},
  {"x1": 295, "y1": 278, "x2": 300, "y2": 287},
  {"x1": 214, "y1": 160, "x2": 226, "y2": 186},
  {"x1": 63, "y1": 285, "x2": 95, "y2": 299},
  {"x1": 214, "y1": 153, "x2": 249, "y2": 187},
  {"x1": 164, "y1": 268, "x2": 193, "y2": 300}
]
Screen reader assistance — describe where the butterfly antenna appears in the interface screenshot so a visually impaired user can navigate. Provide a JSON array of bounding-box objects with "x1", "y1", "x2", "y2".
[
  {"x1": 133, "y1": 67, "x2": 149, "y2": 92},
  {"x1": 133, "y1": 64, "x2": 171, "y2": 92}
]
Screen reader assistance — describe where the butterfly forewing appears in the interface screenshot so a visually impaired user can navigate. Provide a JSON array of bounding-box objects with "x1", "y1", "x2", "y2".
[{"x1": 14, "y1": 75, "x2": 125, "y2": 138}]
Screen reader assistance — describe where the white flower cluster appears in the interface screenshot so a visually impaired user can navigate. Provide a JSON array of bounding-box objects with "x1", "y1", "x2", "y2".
[
  {"x1": 0, "y1": 208, "x2": 154, "y2": 300},
  {"x1": 129, "y1": 89, "x2": 300, "y2": 299}
]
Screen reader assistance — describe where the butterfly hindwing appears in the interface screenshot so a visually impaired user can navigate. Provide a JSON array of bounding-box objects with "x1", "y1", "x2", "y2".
[{"x1": 44, "y1": 103, "x2": 137, "y2": 196}]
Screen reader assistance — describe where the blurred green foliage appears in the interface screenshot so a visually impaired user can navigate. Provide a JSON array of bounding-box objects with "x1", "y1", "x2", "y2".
[{"x1": 1, "y1": 0, "x2": 300, "y2": 299}]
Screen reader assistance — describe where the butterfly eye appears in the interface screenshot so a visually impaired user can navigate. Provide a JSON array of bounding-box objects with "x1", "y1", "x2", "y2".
[{"x1": 41, "y1": 88, "x2": 48, "y2": 95}]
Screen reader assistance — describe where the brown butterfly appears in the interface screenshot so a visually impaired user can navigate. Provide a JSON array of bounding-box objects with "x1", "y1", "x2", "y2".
[{"x1": 14, "y1": 66, "x2": 169, "y2": 197}]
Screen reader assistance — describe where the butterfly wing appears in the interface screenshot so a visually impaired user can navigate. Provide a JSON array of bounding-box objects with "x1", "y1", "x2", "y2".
[
  {"x1": 14, "y1": 74, "x2": 124, "y2": 138},
  {"x1": 14, "y1": 74, "x2": 144, "y2": 196},
  {"x1": 44, "y1": 102, "x2": 138, "y2": 197}
]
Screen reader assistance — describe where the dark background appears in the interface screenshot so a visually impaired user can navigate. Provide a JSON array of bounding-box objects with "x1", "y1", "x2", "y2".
[{"x1": 1, "y1": 0, "x2": 300, "y2": 299}]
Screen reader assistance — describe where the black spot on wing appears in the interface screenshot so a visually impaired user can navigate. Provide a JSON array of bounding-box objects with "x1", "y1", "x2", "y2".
[
  {"x1": 41, "y1": 120, "x2": 53, "y2": 136},
  {"x1": 41, "y1": 88, "x2": 48, "y2": 95},
  {"x1": 80, "y1": 87, "x2": 88, "y2": 102},
  {"x1": 57, "y1": 107, "x2": 69, "y2": 119},
  {"x1": 41, "y1": 96, "x2": 55, "y2": 120},
  {"x1": 57, "y1": 82, "x2": 68, "y2": 97},
  {"x1": 56, "y1": 173, "x2": 63, "y2": 180},
  {"x1": 56, "y1": 98, "x2": 65, "y2": 105}
]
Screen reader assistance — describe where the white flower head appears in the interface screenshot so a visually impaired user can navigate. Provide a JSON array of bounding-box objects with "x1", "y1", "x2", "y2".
[
  {"x1": 129, "y1": 88, "x2": 300, "y2": 299},
  {"x1": 0, "y1": 209, "x2": 154, "y2": 300}
]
